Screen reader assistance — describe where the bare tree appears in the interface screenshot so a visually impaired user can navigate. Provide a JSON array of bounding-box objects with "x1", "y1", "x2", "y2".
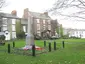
[
  {"x1": 0, "y1": 0, "x2": 6, "y2": 9},
  {"x1": 49, "y1": 0, "x2": 85, "y2": 21}
]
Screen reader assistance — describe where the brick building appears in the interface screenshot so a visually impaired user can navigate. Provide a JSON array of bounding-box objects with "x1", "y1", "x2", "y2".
[
  {"x1": 22, "y1": 8, "x2": 58, "y2": 39},
  {"x1": 0, "y1": 8, "x2": 58, "y2": 40}
]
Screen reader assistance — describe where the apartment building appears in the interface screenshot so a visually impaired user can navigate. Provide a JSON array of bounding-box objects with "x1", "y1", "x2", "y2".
[
  {"x1": 0, "y1": 8, "x2": 58, "y2": 40},
  {"x1": 23, "y1": 8, "x2": 57, "y2": 38},
  {"x1": 0, "y1": 11, "x2": 21, "y2": 40},
  {"x1": 63, "y1": 28, "x2": 85, "y2": 38}
]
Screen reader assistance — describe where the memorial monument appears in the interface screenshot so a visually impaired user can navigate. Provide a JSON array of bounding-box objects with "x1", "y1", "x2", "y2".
[{"x1": 23, "y1": 15, "x2": 34, "y2": 50}]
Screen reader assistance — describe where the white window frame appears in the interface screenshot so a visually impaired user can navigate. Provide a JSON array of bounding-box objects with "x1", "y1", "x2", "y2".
[
  {"x1": 43, "y1": 20, "x2": 45, "y2": 24},
  {"x1": 23, "y1": 26, "x2": 26, "y2": 32},
  {"x1": 36, "y1": 19, "x2": 40, "y2": 23},
  {"x1": 48, "y1": 20, "x2": 51, "y2": 24},
  {"x1": 12, "y1": 19, "x2": 16, "y2": 24},
  {"x1": 37, "y1": 31, "x2": 41, "y2": 36},
  {"x1": 37, "y1": 24, "x2": 40, "y2": 30},
  {"x1": 12, "y1": 32, "x2": 16, "y2": 38},
  {"x1": 2, "y1": 18, "x2": 7, "y2": 24},
  {"x1": 3, "y1": 26, "x2": 7, "y2": 31},
  {"x1": 12, "y1": 25, "x2": 16, "y2": 31},
  {"x1": 48, "y1": 25, "x2": 51, "y2": 30}
]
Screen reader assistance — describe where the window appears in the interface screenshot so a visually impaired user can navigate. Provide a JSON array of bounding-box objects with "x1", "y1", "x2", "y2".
[
  {"x1": 47, "y1": 20, "x2": 51, "y2": 24},
  {"x1": 43, "y1": 26, "x2": 45, "y2": 30},
  {"x1": 37, "y1": 24, "x2": 40, "y2": 30},
  {"x1": 12, "y1": 25, "x2": 15, "y2": 31},
  {"x1": 37, "y1": 31, "x2": 40, "y2": 33},
  {"x1": 12, "y1": 32, "x2": 16, "y2": 38},
  {"x1": 36, "y1": 19, "x2": 40, "y2": 23},
  {"x1": 37, "y1": 31, "x2": 41, "y2": 36},
  {"x1": 2, "y1": 25, "x2": 7, "y2": 26},
  {"x1": 76, "y1": 31, "x2": 78, "y2": 34},
  {"x1": 72, "y1": 32, "x2": 74, "y2": 35},
  {"x1": 82, "y1": 31, "x2": 83, "y2": 34},
  {"x1": 48, "y1": 25, "x2": 51, "y2": 30},
  {"x1": 43, "y1": 20, "x2": 45, "y2": 24},
  {"x1": 3, "y1": 26, "x2": 7, "y2": 31},
  {"x1": 23, "y1": 26, "x2": 26, "y2": 32},
  {"x1": 79, "y1": 31, "x2": 81, "y2": 34},
  {"x1": 12, "y1": 19, "x2": 16, "y2": 24},
  {"x1": 43, "y1": 24, "x2": 45, "y2": 27},
  {"x1": 2, "y1": 18, "x2": 7, "y2": 24}
]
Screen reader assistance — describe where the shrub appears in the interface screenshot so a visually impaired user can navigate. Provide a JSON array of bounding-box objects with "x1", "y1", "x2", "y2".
[
  {"x1": 0, "y1": 35, "x2": 5, "y2": 40},
  {"x1": 69, "y1": 36, "x2": 80, "y2": 39},
  {"x1": 16, "y1": 31, "x2": 25, "y2": 39},
  {"x1": 0, "y1": 35, "x2": 5, "y2": 45},
  {"x1": 15, "y1": 20, "x2": 25, "y2": 39},
  {"x1": 62, "y1": 35, "x2": 69, "y2": 39}
]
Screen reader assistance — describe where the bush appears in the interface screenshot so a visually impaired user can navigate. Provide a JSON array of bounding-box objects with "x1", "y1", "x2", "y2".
[
  {"x1": 0, "y1": 35, "x2": 5, "y2": 40},
  {"x1": 62, "y1": 35, "x2": 69, "y2": 39},
  {"x1": 69, "y1": 36, "x2": 80, "y2": 39},
  {"x1": 16, "y1": 31, "x2": 25, "y2": 39},
  {"x1": 0, "y1": 35, "x2": 5, "y2": 45}
]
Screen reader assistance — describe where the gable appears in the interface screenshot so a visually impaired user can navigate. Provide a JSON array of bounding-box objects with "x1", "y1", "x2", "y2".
[{"x1": 29, "y1": 11, "x2": 51, "y2": 20}]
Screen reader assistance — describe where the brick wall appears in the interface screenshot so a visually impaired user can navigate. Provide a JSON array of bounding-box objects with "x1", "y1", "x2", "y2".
[
  {"x1": 11, "y1": 10, "x2": 17, "y2": 16},
  {"x1": 23, "y1": 8, "x2": 29, "y2": 19}
]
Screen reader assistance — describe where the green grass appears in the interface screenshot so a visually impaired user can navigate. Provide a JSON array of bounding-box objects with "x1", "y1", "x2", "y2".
[{"x1": 0, "y1": 39, "x2": 85, "y2": 64}]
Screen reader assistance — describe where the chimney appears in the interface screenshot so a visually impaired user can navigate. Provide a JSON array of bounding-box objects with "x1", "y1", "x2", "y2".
[
  {"x1": 11, "y1": 10, "x2": 17, "y2": 16},
  {"x1": 23, "y1": 8, "x2": 29, "y2": 19},
  {"x1": 44, "y1": 12, "x2": 48, "y2": 16}
]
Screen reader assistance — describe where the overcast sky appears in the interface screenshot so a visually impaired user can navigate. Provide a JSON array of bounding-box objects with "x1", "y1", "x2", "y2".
[
  {"x1": 1, "y1": 0, "x2": 55, "y2": 17},
  {"x1": 1, "y1": 0, "x2": 85, "y2": 29}
]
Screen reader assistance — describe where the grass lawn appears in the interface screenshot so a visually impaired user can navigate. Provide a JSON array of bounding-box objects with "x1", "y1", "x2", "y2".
[{"x1": 0, "y1": 39, "x2": 85, "y2": 64}]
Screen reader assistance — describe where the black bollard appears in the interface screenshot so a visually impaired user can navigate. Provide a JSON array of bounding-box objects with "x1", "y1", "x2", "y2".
[
  {"x1": 8, "y1": 44, "x2": 10, "y2": 53},
  {"x1": 49, "y1": 43, "x2": 51, "y2": 52},
  {"x1": 44, "y1": 41, "x2": 46, "y2": 47},
  {"x1": 62, "y1": 41, "x2": 65, "y2": 48},
  {"x1": 32, "y1": 45, "x2": 35, "y2": 56},
  {"x1": 13, "y1": 41, "x2": 15, "y2": 48},
  {"x1": 54, "y1": 41, "x2": 56, "y2": 50}
]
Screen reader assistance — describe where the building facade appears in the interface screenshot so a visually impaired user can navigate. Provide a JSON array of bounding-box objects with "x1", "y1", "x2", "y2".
[
  {"x1": 23, "y1": 8, "x2": 57, "y2": 39},
  {"x1": 0, "y1": 11, "x2": 21, "y2": 40},
  {"x1": 63, "y1": 28, "x2": 85, "y2": 38},
  {"x1": 0, "y1": 8, "x2": 58, "y2": 40}
]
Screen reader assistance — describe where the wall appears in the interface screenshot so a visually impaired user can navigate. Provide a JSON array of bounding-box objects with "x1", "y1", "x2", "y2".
[{"x1": 63, "y1": 28, "x2": 85, "y2": 38}]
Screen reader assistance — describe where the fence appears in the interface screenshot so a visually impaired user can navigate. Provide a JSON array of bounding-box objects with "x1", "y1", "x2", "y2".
[{"x1": 0, "y1": 40, "x2": 65, "y2": 56}]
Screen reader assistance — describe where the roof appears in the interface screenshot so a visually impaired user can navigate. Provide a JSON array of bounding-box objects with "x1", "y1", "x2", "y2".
[
  {"x1": 64, "y1": 28, "x2": 85, "y2": 31},
  {"x1": 0, "y1": 12, "x2": 20, "y2": 19},
  {"x1": 29, "y1": 11, "x2": 51, "y2": 20}
]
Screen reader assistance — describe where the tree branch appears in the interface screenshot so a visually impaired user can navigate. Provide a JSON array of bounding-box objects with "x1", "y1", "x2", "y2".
[
  {"x1": 0, "y1": 0, "x2": 6, "y2": 9},
  {"x1": 78, "y1": 0, "x2": 85, "y2": 7},
  {"x1": 49, "y1": 0, "x2": 85, "y2": 22}
]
